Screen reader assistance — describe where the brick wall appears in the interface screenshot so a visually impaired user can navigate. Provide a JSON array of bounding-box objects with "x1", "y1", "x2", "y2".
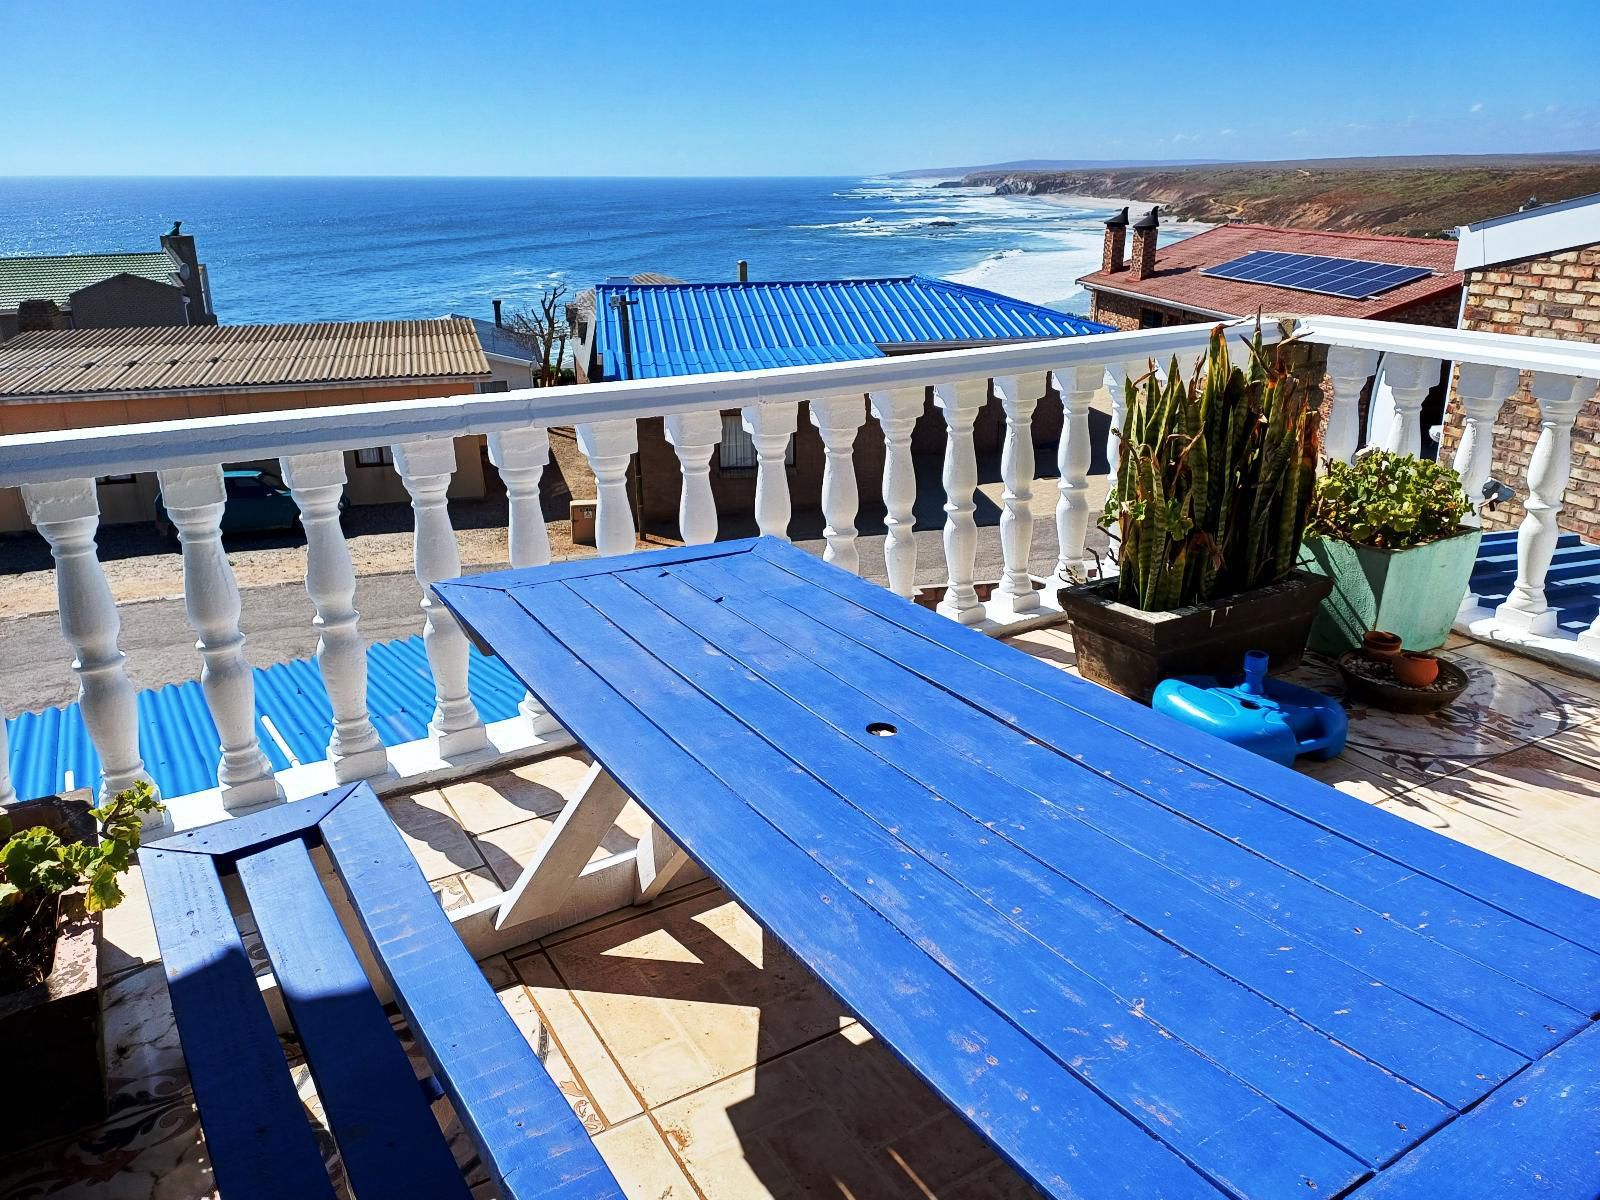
[
  {"x1": 1439, "y1": 244, "x2": 1600, "y2": 540},
  {"x1": 1087, "y1": 290, "x2": 1201, "y2": 331}
]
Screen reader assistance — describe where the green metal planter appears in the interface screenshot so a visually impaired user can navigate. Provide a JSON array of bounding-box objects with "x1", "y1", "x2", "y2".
[{"x1": 1300, "y1": 527, "x2": 1483, "y2": 654}]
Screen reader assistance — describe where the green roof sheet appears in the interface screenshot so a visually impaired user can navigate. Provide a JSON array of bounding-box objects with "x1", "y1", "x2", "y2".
[{"x1": 0, "y1": 251, "x2": 181, "y2": 311}]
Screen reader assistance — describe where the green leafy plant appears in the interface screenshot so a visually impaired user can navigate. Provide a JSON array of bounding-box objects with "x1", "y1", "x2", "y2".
[
  {"x1": 1307, "y1": 450, "x2": 1472, "y2": 550},
  {"x1": 0, "y1": 781, "x2": 165, "y2": 988},
  {"x1": 1103, "y1": 324, "x2": 1320, "y2": 611}
]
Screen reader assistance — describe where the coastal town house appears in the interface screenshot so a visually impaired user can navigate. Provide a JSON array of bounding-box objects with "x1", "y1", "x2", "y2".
[
  {"x1": 575, "y1": 275, "x2": 1110, "y2": 533},
  {"x1": 0, "y1": 225, "x2": 216, "y2": 340},
  {"x1": 0, "y1": 318, "x2": 491, "y2": 531}
]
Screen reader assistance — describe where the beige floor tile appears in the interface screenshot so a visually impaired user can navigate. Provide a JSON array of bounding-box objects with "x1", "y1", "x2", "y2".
[
  {"x1": 1295, "y1": 749, "x2": 1419, "y2": 804},
  {"x1": 653, "y1": 1025, "x2": 1041, "y2": 1200},
  {"x1": 512, "y1": 950, "x2": 646, "y2": 1127},
  {"x1": 382, "y1": 790, "x2": 485, "y2": 882},
  {"x1": 475, "y1": 802, "x2": 648, "y2": 890},
  {"x1": 593, "y1": 1115, "x2": 699, "y2": 1199},
  {"x1": 547, "y1": 889, "x2": 851, "y2": 1110},
  {"x1": 103, "y1": 963, "x2": 190, "y2": 1114},
  {"x1": 1005, "y1": 626, "x2": 1079, "y2": 676},
  {"x1": 431, "y1": 866, "x2": 503, "y2": 912},
  {"x1": 101, "y1": 861, "x2": 161, "y2": 982},
  {"x1": 540, "y1": 876, "x2": 723, "y2": 950},
  {"x1": 1467, "y1": 832, "x2": 1600, "y2": 898},
  {"x1": 0, "y1": 1095, "x2": 219, "y2": 1200},
  {"x1": 1449, "y1": 639, "x2": 1600, "y2": 705},
  {"x1": 1543, "y1": 721, "x2": 1600, "y2": 771},
  {"x1": 440, "y1": 750, "x2": 594, "y2": 835}
]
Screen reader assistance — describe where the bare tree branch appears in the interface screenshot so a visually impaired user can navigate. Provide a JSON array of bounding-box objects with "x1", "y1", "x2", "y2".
[{"x1": 503, "y1": 285, "x2": 572, "y2": 387}]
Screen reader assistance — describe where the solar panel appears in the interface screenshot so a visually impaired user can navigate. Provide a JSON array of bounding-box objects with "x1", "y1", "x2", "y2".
[{"x1": 1201, "y1": 250, "x2": 1433, "y2": 299}]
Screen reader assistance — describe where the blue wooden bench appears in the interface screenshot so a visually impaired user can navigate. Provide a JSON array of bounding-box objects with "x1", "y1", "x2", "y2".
[
  {"x1": 142, "y1": 783, "x2": 624, "y2": 1200},
  {"x1": 436, "y1": 535, "x2": 1600, "y2": 1200}
]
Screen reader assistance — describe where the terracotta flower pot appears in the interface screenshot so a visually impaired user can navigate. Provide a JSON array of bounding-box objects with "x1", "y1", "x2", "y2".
[
  {"x1": 1393, "y1": 651, "x2": 1440, "y2": 688},
  {"x1": 1362, "y1": 630, "x2": 1403, "y2": 662}
]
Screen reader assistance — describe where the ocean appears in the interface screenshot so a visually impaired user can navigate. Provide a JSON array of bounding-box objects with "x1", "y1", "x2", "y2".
[{"x1": 0, "y1": 176, "x2": 1182, "y2": 326}]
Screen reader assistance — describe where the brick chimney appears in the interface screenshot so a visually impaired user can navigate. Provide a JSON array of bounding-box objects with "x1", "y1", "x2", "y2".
[
  {"x1": 1130, "y1": 207, "x2": 1160, "y2": 281},
  {"x1": 1101, "y1": 207, "x2": 1129, "y2": 273}
]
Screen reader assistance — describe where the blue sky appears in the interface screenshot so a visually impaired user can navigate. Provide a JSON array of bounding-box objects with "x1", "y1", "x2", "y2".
[{"x1": 4, "y1": 0, "x2": 1596, "y2": 176}]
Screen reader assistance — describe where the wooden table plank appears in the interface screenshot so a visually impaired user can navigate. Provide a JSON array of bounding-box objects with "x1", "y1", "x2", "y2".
[
  {"x1": 551, "y1": 574, "x2": 1367, "y2": 1196},
  {"x1": 234, "y1": 838, "x2": 472, "y2": 1200},
  {"x1": 142, "y1": 848, "x2": 338, "y2": 1200},
  {"x1": 437, "y1": 575, "x2": 1222, "y2": 1200}
]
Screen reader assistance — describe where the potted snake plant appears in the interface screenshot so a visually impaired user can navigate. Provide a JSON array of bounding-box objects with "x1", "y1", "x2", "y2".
[
  {"x1": 1059, "y1": 324, "x2": 1331, "y2": 702},
  {"x1": 1299, "y1": 449, "x2": 1479, "y2": 654}
]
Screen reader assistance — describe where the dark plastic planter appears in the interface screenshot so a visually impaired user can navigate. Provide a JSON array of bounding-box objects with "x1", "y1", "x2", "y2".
[
  {"x1": 0, "y1": 792, "x2": 106, "y2": 1148},
  {"x1": 1058, "y1": 570, "x2": 1334, "y2": 704}
]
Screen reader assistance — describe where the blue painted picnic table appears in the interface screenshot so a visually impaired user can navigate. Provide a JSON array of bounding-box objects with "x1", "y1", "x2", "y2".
[{"x1": 435, "y1": 536, "x2": 1600, "y2": 1199}]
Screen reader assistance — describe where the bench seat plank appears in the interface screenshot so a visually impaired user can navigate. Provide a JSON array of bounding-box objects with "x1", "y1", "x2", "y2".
[
  {"x1": 142, "y1": 847, "x2": 338, "y2": 1200},
  {"x1": 234, "y1": 838, "x2": 472, "y2": 1200}
]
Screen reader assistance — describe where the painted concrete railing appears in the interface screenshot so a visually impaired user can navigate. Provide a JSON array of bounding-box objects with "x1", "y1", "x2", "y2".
[{"x1": 4, "y1": 315, "x2": 1600, "y2": 847}]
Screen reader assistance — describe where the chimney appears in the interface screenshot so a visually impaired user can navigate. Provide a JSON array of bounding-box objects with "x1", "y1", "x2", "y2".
[
  {"x1": 1101, "y1": 207, "x2": 1129, "y2": 273},
  {"x1": 16, "y1": 298, "x2": 66, "y2": 333},
  {"x1": 159, "y1": 222, "x2": 214, "y2": 324},
  {"x1": 1130, "y1": 206, "x2": 1160, "y2": 281},
  {"x1": 737, "y1": 259, "x2": 749, "y2": 282},
  {"x1": 493, "y1": 298, "x2": 504, "y2": 327}
]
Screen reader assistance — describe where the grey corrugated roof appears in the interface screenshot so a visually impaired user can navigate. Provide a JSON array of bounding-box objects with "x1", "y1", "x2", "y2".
[
  {"x1": 0, "y1": 251, "x2": 182, "y2": 310},
  {"x1": 447, "y1": 314, "x2": 537, "y2": 364},
  {"x1": 0, "y1": 318, "x2": 490, "y2": 398}
]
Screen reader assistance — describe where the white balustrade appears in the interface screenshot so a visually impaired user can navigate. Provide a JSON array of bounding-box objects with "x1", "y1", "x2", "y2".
[
  {"x1": 19, "y1": 479, "x2": 160, "y2": 821},
  {"x1": 810, "y1": 395, "x2": 866, "y2": 573},
  {"x1": 0, "y1": 706, "x2": 15, "y2": 806},
  {"x1": 1323, "y1": 346, "x2": 1380, "y2": 468},
  {"x1": 933, "y1": 378, "x2": 988, "y2": 625},
  {"x1": 157, "y1": 464, "x2": 284, "y2": 812},
  {"x1": 741, "y1": 402, "x2": 799, "y2": 540},
  {"x1": 1377, "y1": 354, "x2": 1441, "y2": 457},
  {"x1": 663, "y1": 411, "x2": 721, "y2": 546},
  {"x1": 574, "y1": 419, "x2": 638, "y2": 557},
  {"x1": 1450, "y1": 364, "x2": 1520, "y2": 524},
  {"x1": 1053, "y1": 364, "x2": 1103, "y2": 582},
  {"x1": 280, "y1": 452, "x2": 388, "y2": 782},
  {"x1": 392, "y1": 439, "x2": 489, "y2": 758},
  {"x1": 992, "y1": 375, "x2": 1040, "y2": 612},
  {"x1": 486, "y1": 427, "x2": 562, "y2": 737},
  {"x1": 868, "y1": 387, "x2": 923, "y2": 599},
  {"x1": 1495, "y1": 374, "x2": 1591, "y2": 635}
]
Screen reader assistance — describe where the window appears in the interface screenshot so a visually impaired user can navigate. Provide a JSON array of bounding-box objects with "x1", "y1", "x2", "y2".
[
  {"x1": 719, "y1": 413, "x2": 794, "y2": 471},
  {"x1": 355, "y1": 447, "x2": 394, "y2": 467},
  {"x1": 1139, "y1": 308, "x2": 1166, "y2": 329}
]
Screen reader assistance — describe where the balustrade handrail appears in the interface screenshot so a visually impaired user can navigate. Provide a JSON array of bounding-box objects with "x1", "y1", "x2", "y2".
[{"x1": 1295, "y1": 315, "x2": 1600, "y2": 378}]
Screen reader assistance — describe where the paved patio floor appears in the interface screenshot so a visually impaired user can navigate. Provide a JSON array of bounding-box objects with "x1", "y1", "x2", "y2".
[{"x1": 6, "y1": 626, "x2": 1600, "y2": 1198}]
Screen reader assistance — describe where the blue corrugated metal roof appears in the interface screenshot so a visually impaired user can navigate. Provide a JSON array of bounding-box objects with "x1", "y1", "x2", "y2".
[
  {"x1": 4, "y1": 636, "x2": 529, "y2": 802},
  {"x1": 593, "y1": 276, "x2": 1110, "y2": 380}
]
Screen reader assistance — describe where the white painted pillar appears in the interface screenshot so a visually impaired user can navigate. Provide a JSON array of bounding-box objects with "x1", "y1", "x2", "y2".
[
  {"x1": 20, "y1": 480, "x2": 159, "y2": 821},
  {"x1": 0, "y1": 707, "x2": 16, "y2": 806},
  {"x1": 1323, "y1": 346, "x2": 1380, "y2": 468},
  {"x1": 486, "y1": 427, "x2": 562, "y2": 737},
  {"x1": 156, "y1": 464, "x2": 283, "y2": 812},
  {"x1": 993, "y1": 374, "x2": 1041, "y2": 611},
  {"x1": 868, "y1": 387, "x2": 923, "y2": 599},
  {"x1": 280, "y1": 452, "x2": 387, "y2": 782},
  {"x1": 392, "y1": 439, "x2": 488, "y2": 758},
  {"x1": 933, "y1": 378, "x2": 988, "y2": 625},
  {"x1": 741, "y1": 402, "x2": 799, "y2": 541},
  {"x1": 663, "y1": 410, "x2": 721, "y2": 546},
  {"x1": 574, "y1": 419, "x2": 638, "y2": 558},
  {"x1": 1101, "y1": 359, "x2": 1147, "y2": 572},
  {"x1": 1053, "y1": 363, "x2": 1103, "y2": 583},
  {"x1": 809, "y1": 395, "x2": 866, "y2": 574},
  {"x1": 1494, "y1": 374, "x2": 1590, "y2": 636},
  {"x1": 1379, "y1": 354, "x2": 1442, "y2": 457},
  {"x1": 1451, "y1": 364, "x2": 1520, "y2": 526}
]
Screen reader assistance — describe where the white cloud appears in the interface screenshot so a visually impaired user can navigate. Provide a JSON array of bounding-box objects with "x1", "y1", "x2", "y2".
[
  {"x1": 1288, "y1": 128, "x2": 1309, "y2": 138},
  {"x1": 1218, "y1": 128, "x2": 1236, "y2": 136},
  {"x1": 1469, "y1": 101, "x2": 1484, "y2": 113}
]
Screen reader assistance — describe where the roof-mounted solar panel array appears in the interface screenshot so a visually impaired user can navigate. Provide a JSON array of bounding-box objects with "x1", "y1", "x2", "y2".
[{"x1": 1201, "y1": 250, "x2": 1434, "y2": 299}]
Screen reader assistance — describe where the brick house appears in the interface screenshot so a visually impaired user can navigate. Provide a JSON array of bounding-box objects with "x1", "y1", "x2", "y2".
[
  {"x1": 1442, "y1": 192, "x2": 1600, "y2": 539},
  {"x1": 0, "y1": 224, "x2": 217, "y2": 340}
]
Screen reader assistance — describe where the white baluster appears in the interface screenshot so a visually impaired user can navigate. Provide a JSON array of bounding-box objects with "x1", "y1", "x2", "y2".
[
  {"x1": 993, "y1": 375, "x2": 1041, "y2": 611},
  {"x1": 663, "y1": 411, "x2": 721, "y2": 546},
  {"x1": 21, "y1": 481, "x2": 161, "y2": 824},
  {"x1": 1451, "y1": 364, "x2": 1520, "y2": 526},
  {"x1": 281, "y1": 452, "x2": 387, "y2": 782},
  {"x1": 1053, "y1": 363, "x2": 1103, "y2": 583},
  {"x1": 574, "y1": 419, "x2": 638, "y2": 557},
  {"x1": 486, "y1": 427, "x2": 562, "y2": 738},
  {"x1": 933, "y1": 378, "x2": 988, "y2": 625},
  {"x1": 1378, "y1": 354, "x2": 1441, "y2": 457},
  {"x1": 392, "y1": 440, "x2": 488, "y2": 758},
  {"x1": 1323, "y1": 346, "x2": 1380, "y2": 467},
  {"x1": 868, "y1": 387, "x2": 923, "y2": 599},
  {"x1": 809, "y1": 395, "x2": 866, "y2": 573},
  {"x1": 741, "y1": 402, "x2": 799, "y2": 540},
  {"x1": 1494, "y1": 374, "x2": 1591, "y2": 636},
  {"x1": 0, "y1": 706, "x2": 16, "y2": 806},
  {"x1": 156, "y1": 465, "x2": 283, "y2": 812},
  {"x1": 1101, "y1": 359, "x2": 1147, "y2": 573}
]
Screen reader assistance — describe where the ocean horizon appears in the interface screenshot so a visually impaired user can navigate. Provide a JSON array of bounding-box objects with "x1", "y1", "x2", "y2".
[{"x1": 0, "y1": 176, "x2": 1187, "y2": 327}]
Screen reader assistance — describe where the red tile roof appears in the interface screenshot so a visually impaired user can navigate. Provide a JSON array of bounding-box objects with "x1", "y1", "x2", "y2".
[{"x1": 1078, "y1": 224, "x2": 1462, "y2": 319}]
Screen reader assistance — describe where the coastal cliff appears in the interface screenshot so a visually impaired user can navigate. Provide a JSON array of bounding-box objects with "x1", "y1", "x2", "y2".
[{"x1": 951, "y1": 159, "x2": 1600, "y2": 237}]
